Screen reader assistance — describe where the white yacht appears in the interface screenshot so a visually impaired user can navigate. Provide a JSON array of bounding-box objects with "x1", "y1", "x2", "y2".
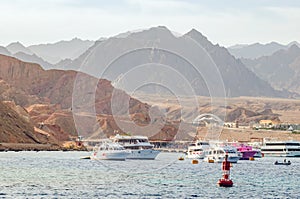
[
  {"x1": 203, "y1": 145, "x2": 241, "y2": 163},
  {"x1": 187, "y1": 140, "x2": 210, "y2": 159},
  {"x1": 91, "y1": 140, "x2": 130, "y2": 161},
  {"x1": 112, "y1": 134, "x2": 160, "y2": 160},
  {"x1": 261, "y1": 140, "x2": 300, "y2": 157}
]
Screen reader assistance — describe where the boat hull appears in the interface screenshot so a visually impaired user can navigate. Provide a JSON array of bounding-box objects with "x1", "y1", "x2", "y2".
[
  {"x1": 126, "y1": 149, "x2": 160, "y2": 160},
  {"x1": 204, "y1": 155, "x2": 240, "y2": 163},
  {"x1": 92, "y1": 151, "x2": 130, "y2": 161},
  {"x1": 239, "y1": 151, "x2": 257, "y2": 160},
  {"x1": 227, "y1": 156, "x2": 240, "y2": 163},
  {"x1": 254, "y1": 150, "x2": 263, "y2": 158},
  {"x1": 274, "y1": 162, "x2": 291, "y2": 165},
  {"x1": 262, "y1": 152, "x2": 300, "y2": 157},
  {"x1": 187, "y1": 153, "x2": 205, "y2": 159},
  {"x1": 218, "y1": 179, "x2": 233, "y2": 187},
  {"x1": 261, "y1": 140, "x2": 300, "y2": 157}
]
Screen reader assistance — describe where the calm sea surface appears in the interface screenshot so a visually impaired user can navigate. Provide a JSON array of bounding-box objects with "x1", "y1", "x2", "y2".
[{"x1": 0, "y1": 151, "x2": 299, "y2": 198}]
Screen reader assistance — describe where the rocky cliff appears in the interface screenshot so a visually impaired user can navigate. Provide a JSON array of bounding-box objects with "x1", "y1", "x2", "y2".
[{"x1": 0, "y1": 55, "x2": 183, "y2": 143}]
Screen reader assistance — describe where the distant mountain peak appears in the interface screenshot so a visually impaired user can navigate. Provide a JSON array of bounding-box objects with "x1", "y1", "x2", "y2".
[
  {"x1": 156, "y1": 25, "x2": 168, "y2": 29},
  {"x1": 6, "y1": 41, "x2": 33, "y2": 55},
  {"x1": 0, "y1": 46, "x2": 11, "y2": 56},
  {"x1": 125, "y1": 26, "x2": 175, "y2": 40},
  {"x1": 267, "y1": 41, "x2": 280, "y2": 45},
  {"x1": 7, "y1": 41, "x2": 26, "y2": 48},
  {"x1": 28, "y1": 38, "x2": 95, "y2": 64},
  {"x1": 71, "y1": 37, "x2": 80, "y2": 41},
  {"x1": 145, "y1": 26, "x2": 172, "y2": 34},
  {"x1": 228, "y1": 41, "x2": 289, "y2": 59},
  {"x1": 184, "y1": 29, "x2": 214, "y2": 50},
  {"x1": 288, "y1": 41, "x2": 300, "y2": 47},
  {"x1": 287, "y1": 43, "x2": 300, "y2": 53},
  {"x1": 186, "y1": 28, "x2": 206, "y2": 38}
]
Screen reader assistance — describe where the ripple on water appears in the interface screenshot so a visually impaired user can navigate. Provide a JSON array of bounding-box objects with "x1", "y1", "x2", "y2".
[{"x1": 0, "y1": 152, "x2": 299, "y2": 198}]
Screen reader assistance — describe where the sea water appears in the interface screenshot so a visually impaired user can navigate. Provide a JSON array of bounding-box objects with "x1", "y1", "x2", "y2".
[{"x1": 0, "y1": 151, "x2": 299, "y2": 198}]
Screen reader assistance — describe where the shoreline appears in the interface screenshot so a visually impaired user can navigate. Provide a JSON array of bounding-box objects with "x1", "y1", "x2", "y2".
[
  {"x1": 1, "y1": 129, "x2": 300, "y2": 152},
  {"x1": 0, "y1": 143, "x2": 87, "y2": 152}
]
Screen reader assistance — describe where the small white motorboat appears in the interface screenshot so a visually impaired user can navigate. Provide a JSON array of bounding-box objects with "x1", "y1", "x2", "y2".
[
  {"x1": 91, "y1": 140, "x2": 130, "y2": 161},
  {"x1": 203, "y1": 145, "x2": 241, "y2": 163}
]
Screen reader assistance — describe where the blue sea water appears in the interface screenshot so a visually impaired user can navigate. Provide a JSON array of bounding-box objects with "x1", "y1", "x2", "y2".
[{"x1": 0, "y1": 151, "x2": 299, "y2": 198}]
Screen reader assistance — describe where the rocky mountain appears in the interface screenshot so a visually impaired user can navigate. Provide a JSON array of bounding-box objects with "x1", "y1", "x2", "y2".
[
  {"x1": 225, "y1": 107, "x2": 280, "y2": 125},
  {"x1": 0, "y1": 100, "x2": 62, "y2": 149},
  {"x1": 2, "y1": 39, "x2": 95, "y2": 69},
  {"x1": 0, "y1": 54, "x2": 184, "y2": 142},
  {"x1": 0, "y1": 46, "x2": 11, "y2": 56},
  {"x1": 185, "y1": 29, "x2": 283, "y2": 97},
  {"x1": 55, "y1": 40, "x2": 103, "y2": 70},
  {"x1": 1, "y1": 42, "x2": 54, "y2": 69},
  {"x1": 241, "y1": 45, "x2": 300, "y2": 94},
  {"x1": 13, "y1": 52, "x2": 53, "y2": 69},
  {"x1": 6, "y1": 42, "x2": 33, "y2": 55},
  {"x1": 0, "y1": 78, "x2": 41, "y2": 106},
  {"x1": 59, "y1": 26, "x2": 285, "y2": 98},
  {"x1": 0, "y1": 100, "x2": 36, "y2": 143},
  {"x1": 228, "y1": 41, "x2": 300, "y2": 59},
  {"x1": 28, "y1": 38, "x2": 95, "y2": 64}
]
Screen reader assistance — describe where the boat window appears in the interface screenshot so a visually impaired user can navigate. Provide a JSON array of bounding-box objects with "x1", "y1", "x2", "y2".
[
  {"x1": 139, "y1": 139, "x2": 147, "y2": 143},
  {"x1": 285, "y1": 143, "x2": 300, "y2": 146},
  {"x1": 225, "y1": 149, "x2": 236, "y2": 153},
  {"x1": 288, "y1": 149, "x2": 300, "y2": 151},
  {"x1": 193, "y1": 149, "x2": 203, "y2": 152},
  {"x1": 266, "y1": 143, "x2": 284, "y2": 146},
  {"x1": 265, "y1": 142, "x2": 300, "y2": 146},
  {"x1": 197, "y1": 142, "x2": 209, "y2": 146},
  {"x1": 261, "y1": 149, "x2": 285, "y2": 151}
]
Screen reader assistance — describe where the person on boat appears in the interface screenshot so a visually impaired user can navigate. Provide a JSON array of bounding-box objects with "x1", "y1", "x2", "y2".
[
  {"x1": 275, "y1": 161, "x2": 278, "y2": 164},
  {"x1": 284, "y1": 159, "x2": 286, "y2": 163}
]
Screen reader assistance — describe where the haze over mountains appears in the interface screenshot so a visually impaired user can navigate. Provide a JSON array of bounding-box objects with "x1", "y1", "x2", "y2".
[
  {"x1": 1, "y1": 38, "x2": 95, "y2": 68},
  {"x1": 0, "y1": 26, "x2": 300, "y2": 97},
  {"x1": 228, "y1": 41, "x2": 300, "y2": 59},
  {"x1": 54, "y1": 26, "x2": 290, "y2": 98},
  {"x1": 28, "y1": 38, "x2": 94, "y2": 64},
  {"x1": 241, "y1": 44, "x2": 300, "y2": 94}
]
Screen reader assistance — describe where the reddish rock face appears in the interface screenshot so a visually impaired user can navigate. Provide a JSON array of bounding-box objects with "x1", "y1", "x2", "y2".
[
  {"x1": 0, "y1": 100, "x2": 39, "y2": 143},
  {"x1": 0, "y1": 54, "x2": 179, "y2": 143}
]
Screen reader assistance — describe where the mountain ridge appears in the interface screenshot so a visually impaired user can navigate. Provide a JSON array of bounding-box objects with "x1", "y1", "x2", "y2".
[
  {"x1": 228, "y1": 41, "x2": 300, "y2": 59},
  {"x1": 241, "y1": 44, "x2": 300, "y2": 94}
]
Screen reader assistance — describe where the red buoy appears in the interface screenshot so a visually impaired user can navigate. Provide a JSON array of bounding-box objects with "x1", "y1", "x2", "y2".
[{"x1": 217, "y1": 153, "x2": 233, "y2": 187}]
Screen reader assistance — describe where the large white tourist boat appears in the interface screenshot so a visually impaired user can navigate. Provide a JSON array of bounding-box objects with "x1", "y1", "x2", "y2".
[
  {"x1": 91, "y1": 140, "x2": 130, "y2": 161},
  {"x1": 203, "y1": 145, "x2": 241, "y2": 163},
  {"x1": 112, "y1": 134, "x2": 160, "y2": 160},
  {"x1": 187, "y1": 140, "x2": 210, "y2": 159},
  {"x1": 261, "y1": 140, "x2": 300, "y2": 157}
]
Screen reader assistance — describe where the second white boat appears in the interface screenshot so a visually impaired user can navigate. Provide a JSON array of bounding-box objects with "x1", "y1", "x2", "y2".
[{"x1": 112, "y1": 134, "x2": 160, "y2": 160}]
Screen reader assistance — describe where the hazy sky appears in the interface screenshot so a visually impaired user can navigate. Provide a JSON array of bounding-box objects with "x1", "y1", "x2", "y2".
[{"x1": 1, "y1": 0, "x2": 300, "y2": 47}]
